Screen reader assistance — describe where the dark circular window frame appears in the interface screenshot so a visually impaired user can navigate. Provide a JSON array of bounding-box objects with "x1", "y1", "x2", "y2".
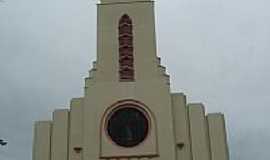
[{"x1": 104, "y1": 100, "x2": 152, "y2": 148}]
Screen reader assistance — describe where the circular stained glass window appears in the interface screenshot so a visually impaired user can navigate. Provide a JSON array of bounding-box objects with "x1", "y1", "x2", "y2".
[{"x1": 107, "y1": 106, "x2": 149, "y2": 147}]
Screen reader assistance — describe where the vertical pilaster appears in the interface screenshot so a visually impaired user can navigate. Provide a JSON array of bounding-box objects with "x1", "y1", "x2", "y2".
[
  {"x1": 69, "y1": 98, "x2": 84, "y2": 160},
  {"x1": 207, "y1": 113, "x2": 229, "y2": 160},
  {"x1": 188, "y1": 104, "x2": 211, "y2": 160},
  {"x1": 51, "y1": 109, "x2": 70, "y2": 160},
  {"x1": 171, "y1": 93, "x2": 192, "y2": 160},
  {"x1": 33, "y1": 121, "x2": 52, "y2": 160}
]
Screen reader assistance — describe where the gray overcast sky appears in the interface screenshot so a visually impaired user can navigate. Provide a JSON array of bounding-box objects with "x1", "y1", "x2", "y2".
[{"x1": 0, "y1": 0, "x2": 270, "y2": 159}]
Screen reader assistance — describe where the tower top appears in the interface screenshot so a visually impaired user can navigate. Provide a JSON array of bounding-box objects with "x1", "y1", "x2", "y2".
[{"x1": 100, "y1": 0, "x2": 152, "y2": 4}]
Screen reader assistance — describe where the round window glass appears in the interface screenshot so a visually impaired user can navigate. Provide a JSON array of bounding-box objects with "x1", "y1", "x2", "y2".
[{"x1": 107, "y1": 107, "x2": 149, "y2": 147}]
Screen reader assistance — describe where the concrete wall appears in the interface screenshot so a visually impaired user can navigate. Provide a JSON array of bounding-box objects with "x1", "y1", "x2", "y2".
[
  {"x1": 69, "y1": 98, "x2": 84, "y2": 160},
  {"x1": 171, "y1": 93, "x2": 192, "y2": 160},
  {"x1": 32, "y1": 102, "x2": 230, "y2": 160},
  {"x1": 33, "y1": 121, "x2": 52, "y2": 160},
  {"x1": 51, "y1": 109, "x2": 69, "y2": 160},
  {"x1": 96, "y1": 1, "x2": 161, "y2": 83},
  {"x1": 207, "y1": 113, "x2": 229, "y2": 160},
  {"x1": 32, "y1": 1, "x2": 230, "y2": 160},
  {"x1": 188, "y1": 104, "x2": 211, "y2": 160},
  {"x1": 101, "y1": 0, "x2": 151, "y2": 4},
  {"x1": 82, "y1": 1, "x2": 175, "y2": 160}
]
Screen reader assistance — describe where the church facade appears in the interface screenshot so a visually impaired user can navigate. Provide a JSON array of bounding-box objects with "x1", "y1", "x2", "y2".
[{"x1": 32, "y1": 0, "x2": 229, "y2": 160}]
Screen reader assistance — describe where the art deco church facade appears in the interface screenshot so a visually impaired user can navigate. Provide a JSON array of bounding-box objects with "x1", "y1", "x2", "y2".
[{"x1": 33, "y1": 0, "x2": 229, "y2": 160}]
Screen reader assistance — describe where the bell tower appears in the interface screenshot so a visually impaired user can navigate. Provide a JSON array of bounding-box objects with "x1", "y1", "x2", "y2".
[
  {"x1": 86, "y1": 1, "x2": 175, "y2": 159},
  {"x1": 32, "y1": 1, "x2": 230, "y2": 160}
]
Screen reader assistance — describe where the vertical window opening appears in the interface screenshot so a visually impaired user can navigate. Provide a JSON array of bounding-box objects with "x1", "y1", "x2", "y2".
[{"x1": 119, "y1": 14, "x2": 134, "y2": 81}]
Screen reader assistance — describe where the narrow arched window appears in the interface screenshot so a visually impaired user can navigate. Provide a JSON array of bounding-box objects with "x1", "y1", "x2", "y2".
[{"x1": 119, "y1": 14, "x2": 134, "y2": 81}]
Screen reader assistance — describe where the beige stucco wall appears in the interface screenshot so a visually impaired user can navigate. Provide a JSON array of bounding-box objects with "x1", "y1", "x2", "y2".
[
  {"x1": 32, "y1": 1, "x2": 229, "y2": 160},
  {"x1": 33, "y1": 121, "x2": 51, "y2": 160},
  {"x1": 207, "y1": 113, "x2": 229, "y2": 160},
  {"x1": 83, "y1": 2, "x2": 175, "y2": 159},
  {"x1": 69, "y1": 98, "x2": 84, "y2": 160},
  {"x1": 51, "y1": 109, "x2": 69, "y2": 160},
  {"x1": 188, "y1": 104, "x2": 211, "y2": 160},
  {"x1": 96, "y1": 1, "x2": 160, "y2": 83},
  {"x1": 101, "y1": 0, "x2": 151, "y2": 4},
  {"x1": 171, "y1": 93, "x2": 192, "y2": 160},
  {"x1": 83, "y1": 82, "x2": 175, "y2": 160},
  {"x1": 33, "y1": 101, "x2": 230, "y2": 160}
]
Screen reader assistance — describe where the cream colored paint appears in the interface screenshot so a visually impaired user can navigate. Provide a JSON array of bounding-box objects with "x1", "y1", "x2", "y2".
[
  {"x1": 171, "y1": 93, "x2": 192, "y2": 160},
  {"x1": 69, "y1": 98, "x2": 84, "y2": 160},
  {"x1": 207, "y1": 114, "x2": 229, "y2": 160},
  {"x1": 96, "y1": 2, "x2": 161, "y2": 83},
  {"x1": 188, "y1": 104, "x2": 211, "y2": 160},
  {"x1": 32, "y1": 0, "x2": 229, "y2": 160},
  {"x1": 101, "y1": 0, "x2": 151, "y2": 4},
  {"x1": 33, "y1": 121, "x2": 51, "y2": 160},
  {"x1": 51, "y1": 110, "x2": 69, "y2": 160}
]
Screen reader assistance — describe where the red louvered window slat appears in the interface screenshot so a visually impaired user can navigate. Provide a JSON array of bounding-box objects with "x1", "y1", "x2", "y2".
[{"x1": 119, "y1": 14, "x2": 135, "y2": 81}]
